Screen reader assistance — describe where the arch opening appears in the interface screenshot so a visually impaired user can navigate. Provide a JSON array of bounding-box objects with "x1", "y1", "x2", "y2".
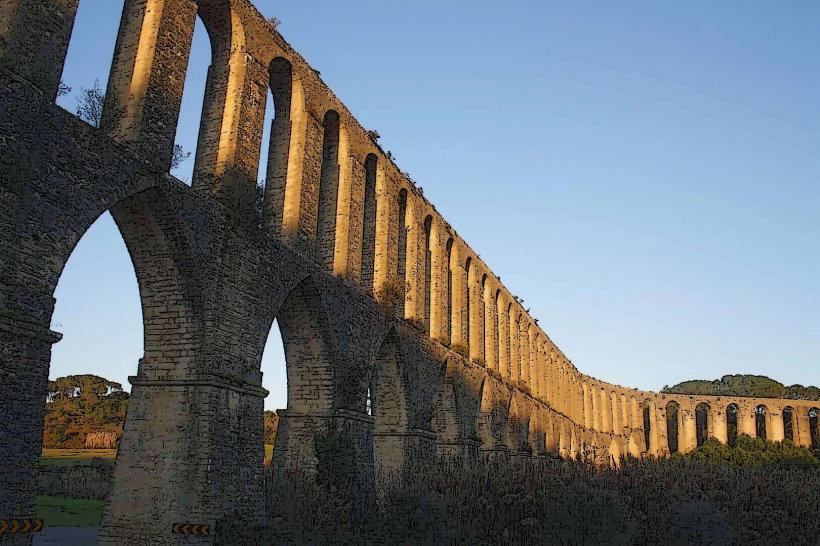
[
  {"x1": 755, "y1": 405, "x2": 767, "y2": 440},
  {"x1": 783, "y1": 407, "x2": 794, "y2": 443},
  {"x1": 810, "y1": 408, "x2": 819, "y2": 449},
  {"x1": 316, "y1": 110, "x2": 341, "y2": 270},
  {"x1": 642, "y1": 402, "x2": 651, "y2": 452},
  {"x1": 464, "y1": 257, "x2": 472, "y2": 352},
  {"x1": 727, "y1": 403, "x2": 739, "y2": 447},
  {"x1": 695, "y1": 403, "x2": 710, "y2": 447},
  {"x1": 396, "y1": 189, "x2": 408, "y2": 318},
  {"x1": 665, "y1": 401, "x2": 680, "y2": 454},
  {"x1": 56, "y1": 0, "x2": 124, "y2": 119},
  {"x1": 360, "y1": 154, "x2": 378, "y2": 293},
  {"x1": 258, "y1": 57, "x2": 294, "y2": 229},
  {"x1": 445, "y1": 238, "x2": 454, "y2": 343},
  {"x1": 260, "y1": 318, "x2": 288, "y2": 459},
  {"x1": 423, "y1": 216, "x2": 433, "y2": 334}
]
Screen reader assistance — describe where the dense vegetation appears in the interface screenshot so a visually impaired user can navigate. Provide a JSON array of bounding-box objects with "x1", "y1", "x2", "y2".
[
  {"x1": 43, "y1": 375, "x2": 128, "y2": 448},
  {"x1": 662, "y1": 374, "x2": 820, "y2": 400},
  {"x1": 207, "y1": 433, "x2": 820, "y2": 545}
]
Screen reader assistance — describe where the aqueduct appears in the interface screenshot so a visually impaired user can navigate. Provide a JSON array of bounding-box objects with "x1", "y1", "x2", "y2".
[{"x1": 0, "y1": 0, "x2": 817, "y2": 544}]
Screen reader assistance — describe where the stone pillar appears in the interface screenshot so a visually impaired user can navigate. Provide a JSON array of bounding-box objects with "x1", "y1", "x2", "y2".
[
  {"x1": 273, "y1": 409, "x2": 375, "y2": 515},
  {"x1": 795, "y1": 410, "x2": 813, "y2": 448},
  {"x1": 680, "y1": 407, "x2": 697, "y2": 453},
  {"x1": 99, "y1": 375, "x2": 269, "y2": 546},
  {"x1": 0, "y1": 0, "x2": 80, "y2": 100},
  {"x1": 374, "y1": 428, "x2": 436, "y2": 484},
  {"x1": 599, "y1": 389, "x2": 610, "y2": 433},
  {"x1": 739, "y1": 406, "x2": 756, "y2": 438},
  {"x1": 103, "y1": 0, "x2": 198, "y2": 170},
  {"x1": 508, "y1": 313, "x2": 519, "y2": 382},
  {"x1": 610, "y1": 392, "x2": 620, "y2": 435},
  {"x1": 769, "y1": 408, "x2": 785, "y2": 442},
  {"x1": 0, "y1": 316, "x2": 62, "y2": 546},
  {"x1": 713, "y1": 408, "x2": 728, "y2": 445}
]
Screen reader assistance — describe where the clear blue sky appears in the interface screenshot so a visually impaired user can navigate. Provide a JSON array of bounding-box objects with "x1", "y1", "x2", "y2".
[{"x1": 52, "y1": 1, "x2": 820, "y2": 409}]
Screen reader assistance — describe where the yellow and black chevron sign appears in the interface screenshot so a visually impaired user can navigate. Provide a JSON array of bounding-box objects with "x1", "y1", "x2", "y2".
[
  {"x1": 0, "y1": 518, "x2": 44, "y2": 534},
  {"x1": 172, "y1": 523, "x2": 210, "y2": 535}
]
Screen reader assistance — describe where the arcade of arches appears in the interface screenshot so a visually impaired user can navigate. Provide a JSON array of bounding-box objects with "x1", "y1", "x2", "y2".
[{"x1": 0, "y1": 1, "x2": 817, "y2": 544}]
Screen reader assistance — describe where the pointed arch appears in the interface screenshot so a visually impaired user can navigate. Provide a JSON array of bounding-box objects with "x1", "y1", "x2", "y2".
[{"x1": 263, "y1": 56, "x2": 293, "y2": 232}]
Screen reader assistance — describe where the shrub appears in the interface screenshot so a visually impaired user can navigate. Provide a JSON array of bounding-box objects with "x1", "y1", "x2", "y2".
[
  {"x1": 376, "y1": 279, "x2": 404, "y2": 315},
  {"x1": 450, "y1": 343, "x2": 468, "y2": 358},
  {"x1": 514, "y1": 380, "x2": 532, "y2": 396}
]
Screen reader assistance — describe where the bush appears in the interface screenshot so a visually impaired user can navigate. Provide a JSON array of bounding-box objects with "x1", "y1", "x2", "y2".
[
  {"x1": 450, "y1": 343, "x2": 468, "y2": 358},
  {"x1": 376, "y1": 279, "x2": 404, "y2": 315},
  {"x1": 263, "y1": 452, "x2": 820, "y2": 544},
  {"x1": 37, "y1": 459, "x2": 113, "y2": 501}
]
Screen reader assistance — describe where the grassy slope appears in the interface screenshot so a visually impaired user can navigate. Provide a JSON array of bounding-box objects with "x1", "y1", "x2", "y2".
[{"x1": 35, "y1": 496, "x2": 106, "y2": 527}]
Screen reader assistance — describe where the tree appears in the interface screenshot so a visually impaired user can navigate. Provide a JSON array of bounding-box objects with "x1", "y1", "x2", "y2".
[
  {"x1": 76, "y1": 79, "x2": 105, "y2": 128},
  {"x1": 171, "y1": 144, "x2": 191, "y2": 170},
  {"x1": 58, "y1": 81, "x2": 72, "y2": 97}
]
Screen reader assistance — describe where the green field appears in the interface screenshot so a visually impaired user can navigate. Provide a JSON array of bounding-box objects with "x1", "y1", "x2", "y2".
[
  {"x1": 264, "y1": 444, "x2": 274, "y2": 464},
  {"x1": 35, "y1": 496, "x2": 106, "y2": 527}
]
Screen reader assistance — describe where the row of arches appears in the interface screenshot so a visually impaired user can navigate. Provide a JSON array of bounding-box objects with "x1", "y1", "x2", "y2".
[{"x1": 648, "y1": 401, "x2": 820, "y2": 454}]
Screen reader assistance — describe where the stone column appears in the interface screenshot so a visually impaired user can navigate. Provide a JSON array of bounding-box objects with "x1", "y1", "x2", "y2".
[
  {"x1": 739, "y1": 405, "x2": 756, "y2": 438},
  {"x1": 680, "y1": 406, "x2": 697, "y2": 453},
  {"x1": 99, "y1": 375, "x2": 269, "y2": 546},
  {"x1": 273, "y1": 409, "x2": 375, "y2": 515},
  {"x1": 0, "y1": 0, "x2": 80, "y2": 100},
  {"x1": 0, "y1": 316, "x2": 62, "y2": 546},
  {"x1": 769, "y1": 407, "x2": 785, "y2": 442},
  {"x1": 103, "y1": 0, "x2": 198, "y2": 170}
]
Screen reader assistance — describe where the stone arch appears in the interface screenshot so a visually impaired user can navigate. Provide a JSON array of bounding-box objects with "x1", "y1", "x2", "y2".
[
  {"x1": 263, "y1": 56, "x2": 294, "y2": 233},
  {"x1": 477, "y1": 378, "x2": 511, "y2": 455},
  {"x1": 666, "y1": 400, "x2": 680, "y2": 454},
  {"x1": 696, "y1": 402, "x2": 710, "y2": 447},
  {"x1": 276, "y1": 276, "x2": 336, "y2": 414},
  {"x1": 726, "y1": 403, "x2": 740, "y2": 447},
  {"x1": 370, "y1": 327, "x2": 409, "y2": 480},
  {"x1": 360, "y1": 153, "x2": 378, "y2": 293},
  {"x1": 809, "y1": 408, "x2": 819, "y2": 449},
  {"x1": 755, "y1": 404, "x2": 768, "y2": 440},
  {"x1": 608, "y1": 439, "x2": 622, "y2": 467},
  {"x1": 507, "y1": 394, "x2": 531, "y2": 454},
  {"x1": 316, "y1": 110, "x2": 341, "y2": 270},
  {"x1": 432, "y1": 361, "x2": 460, "y2": 450}
]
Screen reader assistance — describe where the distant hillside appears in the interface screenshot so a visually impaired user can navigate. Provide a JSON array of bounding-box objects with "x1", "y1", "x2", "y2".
[{"x1": 662, "y1": 374, "x2": 820, "y2": 401}]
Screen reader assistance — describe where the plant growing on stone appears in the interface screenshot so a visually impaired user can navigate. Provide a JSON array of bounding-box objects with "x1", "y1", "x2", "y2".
[
  {"x1": 451, "y1": 342, "x2": 469, "y2": 358},
  {"x1": 376, "y1": 278, "x2": 404, "y2": 315}
]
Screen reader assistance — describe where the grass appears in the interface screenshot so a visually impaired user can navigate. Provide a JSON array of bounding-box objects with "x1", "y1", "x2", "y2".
[
  {"x1": 41, "y1": 449, "x2": 116, "y2": 466},
  {"x1": 264, "y1": 444, "x2": 274, "y2": 465},
  {"x1": 35, "y1": 496, "x2": 106, "y2": 527}
]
